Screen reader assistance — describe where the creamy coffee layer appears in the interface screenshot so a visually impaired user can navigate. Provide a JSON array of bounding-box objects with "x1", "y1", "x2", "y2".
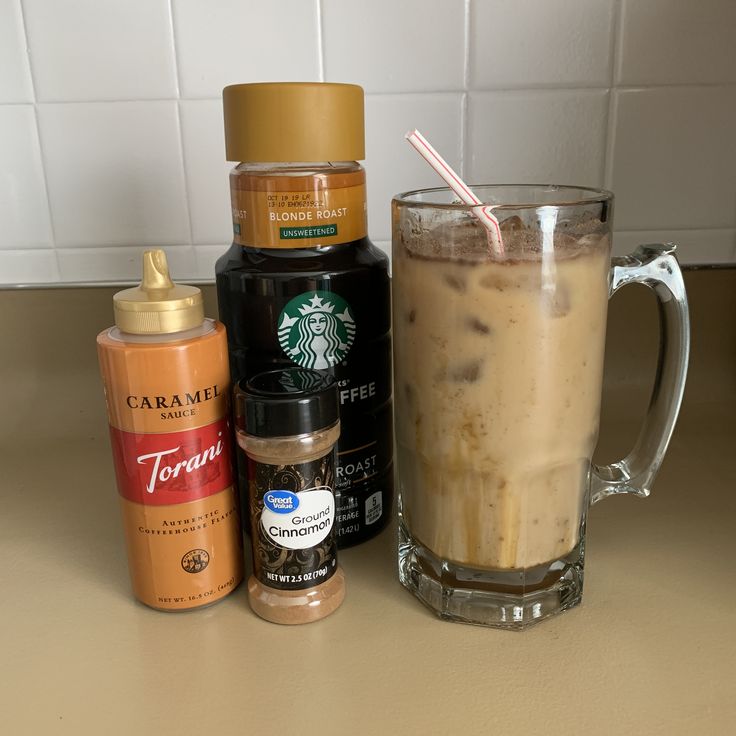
[{"x1": 394, "y1": 227, "x2": 610, "y2": 569}]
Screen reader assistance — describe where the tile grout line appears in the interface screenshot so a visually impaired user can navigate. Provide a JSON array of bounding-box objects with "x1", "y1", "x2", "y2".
[
  {"x1": 316, "y1": 0, "x2": 325, "y2": 82},
  {"x1": 165, "y1": 0, "x2": 182, "y2": 99},
  {"x1": 614, "y1": 227, "x2": 736, "y2": 235},
  {"x1": 463, "y1": 0, "x2": 471, "y2": 89},
  {"x1": 603, "y1": 0, "x2": 624, "y2": 191},
  {"x1": 461, "y1": 0, "x2": 471, "y2": 178},
  {"x1": 173, "y1": 105, "x2": 197, "y2": 252},
  {"x1": 6, "y1": 225, "x2": 732, "y2": 289},
  {"x1": 17, "y1": 0, "x2": 60, "y2": 280},
  {"x1": 1, "y1": 80, "x2": 733, "y2": 111},
  {"x1": 167, "y1": 0, "x2": 196, "y2": 256},
  {"x1": 460, "y1": 93, "x2": 468, "y2": 180}
]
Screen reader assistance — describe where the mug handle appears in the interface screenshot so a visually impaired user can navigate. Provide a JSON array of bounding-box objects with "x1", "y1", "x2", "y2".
[{"x1": 590, "y1": 244, "x2": 690, "y2": 505}]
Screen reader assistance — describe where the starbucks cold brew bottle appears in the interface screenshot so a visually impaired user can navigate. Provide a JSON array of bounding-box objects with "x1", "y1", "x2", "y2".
[{"x1": 216, "y1": 83, "x2": 393, "y2": 547}]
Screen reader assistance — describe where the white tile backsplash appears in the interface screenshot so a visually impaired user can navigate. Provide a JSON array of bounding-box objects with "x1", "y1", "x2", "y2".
[
  {"x1": 467, "y1": 90, "x2": 608, "y2": 186},
  {"x1": 618, "y1": 0, "x2": 736, "y2": 85},
  {"x1": 613, "y1": 229, "x2": 736, "y2": 263},
  {"x1": 0, "y1": 0, "x2": 734, "y2": 284},
  {"x1": 173, "y1": 0, "x2": 320, "y2": 99},
  {"x1": 323, "y1": 0, "x2": 465, "y2": 94},
  {"x1": 610, "y1": 87, "x2": 736, "y2": 231},
  {"x1": 38, "y1": 101, "x2": 190, "y2": 247},
  {"x1": 179, "y1": 99, "x2": 233, "y2": 244},
  {"x1": 0, "y1": 249, "x2": 58, "y2": 285},
  {"x1": 194, "y1": 244, "x2": 227, "y2": 281},
  {"x1": 0, "y1": 105, "x2": 52, "y2": 248},
  {"x1": 0, "y1": 0, "x2": 33, "y2": 102},
  {"x1": 373, "y1": 241, "x2": 391, "y2": 267},
  {"x1": 22, "y1": 0, "x2": 178, "y2": 101},
  {"x1": 365, "y1": 94, "x2": 463, "y2": 242},
  {"x1": 470, "y1": 0, "x2": 615, "y2": 89},
  {"x1": 57, "y1": 245, "x2": 196, "y2": 282}
]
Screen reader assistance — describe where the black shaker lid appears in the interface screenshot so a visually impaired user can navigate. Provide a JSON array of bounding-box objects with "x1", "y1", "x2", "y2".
[{"x1": 235, "y1": 368, "x2": 339, "y2": 438}]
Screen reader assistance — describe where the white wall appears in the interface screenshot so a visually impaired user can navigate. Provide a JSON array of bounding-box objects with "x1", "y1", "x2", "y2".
[{"x1": 1, "y1": 0, "x2": 735, "y2": 285}]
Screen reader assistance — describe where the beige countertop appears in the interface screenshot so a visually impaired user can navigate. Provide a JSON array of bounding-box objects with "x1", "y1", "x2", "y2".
[{"x1": 2, "y1": 270, "x2": 735, "y2": 735}]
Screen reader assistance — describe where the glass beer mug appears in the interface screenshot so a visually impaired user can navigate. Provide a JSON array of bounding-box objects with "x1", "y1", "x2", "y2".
[{"x1": 392, "y1": 186, "x2": 689, "y2": 629}]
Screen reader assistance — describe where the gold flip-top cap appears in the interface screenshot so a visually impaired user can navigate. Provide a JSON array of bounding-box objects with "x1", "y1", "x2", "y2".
[
  {"x1": 223, "y1": 82, "x2": 365, "y2": 162},
  {"x1": 113, "y1": 250, "x2": 204, "y2": 334}
]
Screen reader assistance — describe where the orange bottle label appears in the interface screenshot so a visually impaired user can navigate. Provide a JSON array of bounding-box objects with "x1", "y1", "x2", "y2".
[
  {"x1": 230, "y1": 168, "x2": 367, "y2": 248},
  {"x1": 97, "y1": 322, "x2": 244, "y2": 610}
]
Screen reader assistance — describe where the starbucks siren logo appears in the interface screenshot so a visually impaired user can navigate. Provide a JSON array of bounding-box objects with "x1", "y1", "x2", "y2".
[{"x1": 278, "y1": 291, "x2": 356, "y2": 369}]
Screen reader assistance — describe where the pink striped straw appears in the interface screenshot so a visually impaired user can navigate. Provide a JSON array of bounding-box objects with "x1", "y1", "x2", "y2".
[{"x1": 405, "y1": 129, "x2": 504, "y2": 256}]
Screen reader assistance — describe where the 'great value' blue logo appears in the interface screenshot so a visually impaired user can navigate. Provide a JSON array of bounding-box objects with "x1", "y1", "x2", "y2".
[{"x1": 264, "y1": 490, "x2": 299, "y2": 514}]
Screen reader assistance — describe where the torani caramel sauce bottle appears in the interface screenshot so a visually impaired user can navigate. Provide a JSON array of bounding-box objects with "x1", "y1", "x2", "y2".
[
  {"x1": 97, "y1": 250, "x2": 244, "y2": 610},
  {"x1": 216, "y1": 82, "x2": 394, "y2": 548}
]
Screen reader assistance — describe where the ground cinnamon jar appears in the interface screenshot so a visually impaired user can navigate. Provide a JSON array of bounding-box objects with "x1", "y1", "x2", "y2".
[
  {"x1": 97, "y1": 250, "x2": 243, "y2": 610},
  {"x1": 235, "y1": 368, "x2": 345, "y2": 624}
]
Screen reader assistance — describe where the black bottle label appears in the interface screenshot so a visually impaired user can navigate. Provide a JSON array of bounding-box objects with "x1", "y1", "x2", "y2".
[
  {"x1": 216, "y1": 237, "x2": 394, "y2": 547},
  {"x1": 248, "y1": 452, "x2": 338, "y2": 591},
  {"x1": 275, "y1": 288, "x2": 392, "y2": 544}
]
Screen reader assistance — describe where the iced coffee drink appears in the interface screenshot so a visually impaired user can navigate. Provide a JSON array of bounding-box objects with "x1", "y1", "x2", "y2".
[
  {"x1": 393, "y1": 185, "x2": 690, "y2": 629},
  {"x1": 395, "y1": 224, "x2": 609, "y2": 571}
]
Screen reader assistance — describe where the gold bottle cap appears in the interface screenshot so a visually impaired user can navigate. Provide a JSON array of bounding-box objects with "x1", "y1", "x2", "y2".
[
  {"x1": 223, "y1": 82, "x2": 365, "y2": 162},
  {"x1": 113, "y1": 250, "x2": 204, "y2": 334}
]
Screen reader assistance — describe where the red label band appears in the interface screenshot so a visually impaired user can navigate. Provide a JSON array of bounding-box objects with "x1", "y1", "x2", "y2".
[{"x1": 109, "y1": 418, "x2": 233, "y2": 506}]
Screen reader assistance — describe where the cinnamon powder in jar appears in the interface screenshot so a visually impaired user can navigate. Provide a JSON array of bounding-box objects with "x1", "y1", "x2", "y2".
[{"x1": 235, "y1": 368, "x2": 345, "y2": 624}]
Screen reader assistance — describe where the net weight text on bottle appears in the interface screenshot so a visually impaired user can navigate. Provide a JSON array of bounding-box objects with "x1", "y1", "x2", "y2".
[{"x1": 265, "y1": 567, "x2": 330, "y2": 585}]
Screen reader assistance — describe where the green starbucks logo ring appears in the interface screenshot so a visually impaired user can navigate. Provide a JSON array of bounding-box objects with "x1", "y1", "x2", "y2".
[{"x1": 278, "y1": 291, "x2": 356, "y2": 369}]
